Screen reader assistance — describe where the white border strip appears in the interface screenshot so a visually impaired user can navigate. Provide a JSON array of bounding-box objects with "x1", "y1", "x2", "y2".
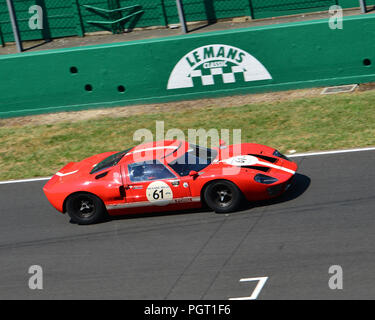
[
  {"x1": 1, "y1": 146, "x2": 375, "y2": 185},
  {"x1": 288, "y1": 146, "x2": 375, "y2": 158},
  {"x1": 0, "y1": 176, "x2": 52, "y2": 185}
]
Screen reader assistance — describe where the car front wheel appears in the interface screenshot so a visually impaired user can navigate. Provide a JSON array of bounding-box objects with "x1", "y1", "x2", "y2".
[
  {"x1": 204, "y1": 180, "x2": 243, "y2": 213},
  {"x1": 66, "y1": 193, "x2": 106, "y2": 225}
]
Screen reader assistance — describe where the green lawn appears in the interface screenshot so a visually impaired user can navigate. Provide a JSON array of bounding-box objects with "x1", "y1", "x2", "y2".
[{"x1": 1, "y1": 90, "x2": 375, "y2": 180}]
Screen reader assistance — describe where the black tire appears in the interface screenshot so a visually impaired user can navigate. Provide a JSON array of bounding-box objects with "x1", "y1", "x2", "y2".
[
  {"x1": 204, "y1": 180, "x2": 243, "y2": 213},
  {"x1": 66, "y1": 193, "x2": 106, "y2": 225}
]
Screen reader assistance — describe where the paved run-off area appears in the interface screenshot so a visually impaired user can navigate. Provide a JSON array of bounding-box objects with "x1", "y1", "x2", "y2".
[{"x1": 0, "y1": 149, "x2": 374, "y2": 299}]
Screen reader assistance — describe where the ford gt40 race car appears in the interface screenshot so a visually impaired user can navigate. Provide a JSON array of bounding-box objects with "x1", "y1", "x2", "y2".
[{"x1": 43, "y1": 140, "x2": 298, "y2": 225}]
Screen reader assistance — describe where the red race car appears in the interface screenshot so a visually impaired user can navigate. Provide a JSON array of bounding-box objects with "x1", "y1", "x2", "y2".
[{"x1": 43, "y1": 140, "x2": 297, "y2": 225}]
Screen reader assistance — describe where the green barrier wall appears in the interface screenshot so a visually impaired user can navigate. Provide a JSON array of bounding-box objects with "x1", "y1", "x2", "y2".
[{"x1": 1, "y1": 13, "x2": 375, "y2": 118}]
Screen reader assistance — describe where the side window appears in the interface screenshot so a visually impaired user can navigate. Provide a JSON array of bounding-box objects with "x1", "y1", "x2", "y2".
[{"x1": 128, "y1": 160, "x2": 176, "y2": 183}]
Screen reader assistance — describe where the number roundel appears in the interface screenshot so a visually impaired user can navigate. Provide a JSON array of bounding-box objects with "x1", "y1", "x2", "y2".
[{"x1": 146, "y1": 181, "x2": 173, "y2": 204}]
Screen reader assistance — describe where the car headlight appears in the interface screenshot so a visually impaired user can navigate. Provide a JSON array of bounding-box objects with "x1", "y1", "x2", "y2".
[
  {"x1": 254, "y1": 174, "x2": 278, "y2": 184},
  {"x1": 273, "y1": 150, "x2": 290, "y2": 161}
]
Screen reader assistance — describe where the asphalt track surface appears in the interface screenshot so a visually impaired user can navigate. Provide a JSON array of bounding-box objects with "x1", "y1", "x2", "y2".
[{"x1": 1, "y1": 150, "x2": 375, "y2": 299}]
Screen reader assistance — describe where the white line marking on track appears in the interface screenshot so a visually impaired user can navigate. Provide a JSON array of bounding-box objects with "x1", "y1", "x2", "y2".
[
  {"x1": 289, "y1": 146, "x2": 375, "y2": 158},
  {"x1": 0, "y1": 146, "x2": 374, "y2": 185},
  {"x1": 229, "y1": 277, "x2": 268, "y2": 300},
  {"x1": 0, "y1": 177, "x2": 52, "y2": 185}
]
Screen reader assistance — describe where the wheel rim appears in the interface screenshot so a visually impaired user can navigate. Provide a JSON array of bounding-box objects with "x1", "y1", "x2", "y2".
[
  {"x1": 210, "y1": 184, "x2": 233, "y2": 208},
  {"x1": 72, "y1": 196, "x2": 95, "y2": 219}
]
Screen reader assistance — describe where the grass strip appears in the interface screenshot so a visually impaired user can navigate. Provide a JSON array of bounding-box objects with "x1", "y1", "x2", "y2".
[{"x1": 1, "y1": 90, "x2": 375, "y2": 180}]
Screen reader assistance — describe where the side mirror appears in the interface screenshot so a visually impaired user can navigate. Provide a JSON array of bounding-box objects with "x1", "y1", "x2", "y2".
[
  {"x1": 219, "y1": 139, "x2": 226, "y2": 147},
  {"x1": 189, "y1": 170, "x2": 199, "y2": 178}
]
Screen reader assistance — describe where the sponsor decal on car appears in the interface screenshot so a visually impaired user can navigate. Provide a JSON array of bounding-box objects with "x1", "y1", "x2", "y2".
[
  {"x1": 146, "y1": 181, "x2": 173, "y2": 205},
  {"x1": 167, "y1": 44, "x2": 272, "y2": 90}
]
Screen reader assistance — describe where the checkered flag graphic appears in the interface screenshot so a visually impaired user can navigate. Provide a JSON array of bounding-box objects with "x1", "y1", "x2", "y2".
[{"x1": 190, "y1": 66, "x2": 246, "y2": 86}]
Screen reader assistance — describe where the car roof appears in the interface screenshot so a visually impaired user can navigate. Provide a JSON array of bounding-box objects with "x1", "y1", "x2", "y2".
[{"x1": 121, "y1": 140, "x2": 190, "y2": 164}]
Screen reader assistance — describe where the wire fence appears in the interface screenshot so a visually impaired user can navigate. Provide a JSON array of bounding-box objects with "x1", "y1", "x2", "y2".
[
  {"x1": 0, "y1": 0, "x2": 372, "y2": 46},
  {"x1": 252, "y1": 0, "x2": 337, "y2": 18}
]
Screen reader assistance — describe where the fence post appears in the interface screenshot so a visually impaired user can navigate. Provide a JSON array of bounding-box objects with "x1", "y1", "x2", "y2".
[
  {"x1": 247, "y1": 0, "x2": 255, "y2": 19},
  {"x1": 176, "y1": 0, "x2": 187, "y2": 34},
  {"x1": 359, "y1": 0, "x2": 367, "y2": 13},
  {"x1": 72, "y1": 0, "x2": 85, "y2": 37},
  {"x1": 0, "y1": 24, "x2": 4, "y2": 47},
  {"x1": 159, "y1": 0, "x2": 168, "y2": 27},
  {"x1": 6, "y1": 0, "x2": 23, "y2": 52},
  {"x1": 108, "y1": 0, "x2": 120, "y2": 34}
]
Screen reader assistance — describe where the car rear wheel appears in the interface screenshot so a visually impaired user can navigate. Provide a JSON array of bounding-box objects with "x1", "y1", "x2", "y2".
[
  {"x1": 66, "y1": 193, "x2": 106, "y2": 225},
  {"x1": 204, "y1": 180, "x2": 242, "y2": 213}
]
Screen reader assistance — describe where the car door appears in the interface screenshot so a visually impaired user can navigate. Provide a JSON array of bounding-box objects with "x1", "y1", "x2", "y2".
[{"x1": 123, "y1": 160, "x2": 192, "y2": 209}]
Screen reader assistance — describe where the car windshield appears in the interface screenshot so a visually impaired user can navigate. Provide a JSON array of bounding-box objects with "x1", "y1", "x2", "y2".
[
  {"x1": 90, "y1": 147, "x2": 133, "y2": 174},
  {"x1": 168, "y1": 144, "x2": 218, "y2": 177}
]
